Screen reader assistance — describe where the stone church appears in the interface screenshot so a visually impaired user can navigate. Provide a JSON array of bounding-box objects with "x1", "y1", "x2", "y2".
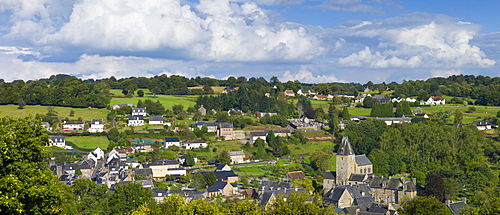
[{"x1": 323, "y1": 136, "x2": 417, "y2": 210}]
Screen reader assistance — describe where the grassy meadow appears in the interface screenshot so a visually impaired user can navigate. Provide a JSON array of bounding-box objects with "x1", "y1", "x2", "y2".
[
  {"x1": 66, "y1": 136, "x2": 109, "y2": 150},
  {"x1": 0, "y1": 104, "x2": 108, "y2": 120},
  {"x1": 110, "y1": 89, "x2": 198, "y2": 110}
]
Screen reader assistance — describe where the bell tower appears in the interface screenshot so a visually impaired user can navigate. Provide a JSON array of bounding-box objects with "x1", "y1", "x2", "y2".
[{"x1": 336, "y1": 136, "x2": 356, "y2": 185}]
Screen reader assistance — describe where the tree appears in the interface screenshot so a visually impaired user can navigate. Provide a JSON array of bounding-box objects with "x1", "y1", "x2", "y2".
[
  {"x1": 184, "y1": 153, "x2": 196, "y2": 166},
  {"x1": 310, "y1": 151, "x2": 331, "y2": 172},
  {"x1": 453, "y1": 110, "x2": 463, "y2": 125},
  {"x1": 0, "y1": 116, "x2": 74, "y2": 214},
  {"x1": 17, "y1": 98, "x2": 26, "y2": 109},
  {"x1": 363, "y1": 96, "x2": 374, "y2": 108},
  {"x1": 399, "y1": 196, "x2": 452, "y2": 215},
  {"x1": 107, "y1": 182, "x2": 154, "y2": 213},
  {"x1": 467, "y1": 106, "x2": 476, "y2": 113},
  {"x1": 341, "y1": 106, "x2": 350, "y2": 120},
  {"x1": 137, "y1": 89, "x2": 144, "y2": 97},
  {"x1": 218, "y1": 151, "x2": 232, "y2": 165},
  {"x1": 425, "y1": 174, "x2": 445, "y2": 202}
]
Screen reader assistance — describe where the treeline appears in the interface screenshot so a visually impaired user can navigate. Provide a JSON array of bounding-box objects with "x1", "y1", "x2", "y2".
[{"x1": 0, "y1": 74, "x2": 110, "y2": 108}]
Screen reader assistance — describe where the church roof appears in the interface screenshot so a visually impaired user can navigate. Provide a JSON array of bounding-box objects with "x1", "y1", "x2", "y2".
[
  {"x1": 355, "y1": 155, "x2": 372, "y2": 166},
  {"x1": 337, "y1": 136, "x2": 355, "y2": 155}
]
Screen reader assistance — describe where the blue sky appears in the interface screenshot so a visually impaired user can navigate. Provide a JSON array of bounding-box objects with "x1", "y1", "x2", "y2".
[{"x1": 0, "y1": 0, "x2": 499, "y2": 83}]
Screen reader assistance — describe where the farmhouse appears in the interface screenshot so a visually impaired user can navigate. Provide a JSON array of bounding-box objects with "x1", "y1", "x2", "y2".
[{"x1": 88, "y1": 118, "x2": 104, "y2": 133}]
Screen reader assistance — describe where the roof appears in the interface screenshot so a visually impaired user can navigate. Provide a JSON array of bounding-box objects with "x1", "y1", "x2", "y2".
[
  {"x1": 286, "y1": 171, "x2": 306, "y2": 180},
  {"x1": 64, "y1": 121, "x2": 84, "y2": 125},
  {"x1": 213, "y1": 170, "x2": 238, "y2": 179},
  {"x1": 349, "y1": 173, "x2": 367, "y2": 182},
  {"x1": 431, "y1": 96, "x2": 444, "y2": 101},
  {"x1": 473, "y1": 120, "x2": 490, "y2": 126},
  {"x1": 260, "y1": 181, "x2": 294, "y2": 190},
  {"x1": 91, "y1": 118, "x2": 103, "y2": 124},
  {"x1": 265, "y1": 129, "x2": 291, "y2": 135},
  {"x1": 215, "y1": 164, "x2": 230, "y2": 171},
  {"x1": 284, "y1": 90, "x2": 294, "y2": 94},
  {"x1": 185, "y1": 139, "x2": 206, "y2": 144},
  {"x1": 207, "y1": 181, "x2": 228, "y2": 192},
  {"x1": 132, "y1": 107, "x2": 146, "y2": 111},
  {"x1": 164, "y1": 137, "x2": 179, "y2": 142},
  {"x1": 324, "y1": 171, "x2": 336, "y2": 179},
  {"x1": 133, "y1": 168, "x2": 153, "y2": 176},
  {"x1": 228, "y1": 151, "x2": 245, "y2": 156},
  {"x1": 149, "y1": 116, "x2": 163, "y2": 121},
  {"x1": 338, "y1": 136, "x2": 355, "y2": 155},
  {"x1": 447, "y1": 201, "x2": 469, "y2": 215},
  {"x1": 51, "y1": 136, "x2": 65, "y2": 142},
  {"x1": 355, "y1": 155, "x2": 372, "y2": 166}
]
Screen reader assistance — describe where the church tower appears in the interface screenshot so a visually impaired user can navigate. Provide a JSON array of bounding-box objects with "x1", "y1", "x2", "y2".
[{"x1": 336, "y1": 136, "x2": 356, "y2": 185}]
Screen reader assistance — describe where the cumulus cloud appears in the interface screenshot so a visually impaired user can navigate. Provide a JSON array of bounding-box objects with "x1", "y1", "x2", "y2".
[
  {"x1": 281, "y1": 67, "x2": 341, "y2": 83},
  {"x1": 307, "y1": 0, "x2": 396, "y2": 12},
  {"x1": 431, "y1": 69, "x2": 462, "y2": 78},
  {"x1": 336, "y1": 13, "x2": 496, "y2": 69}
]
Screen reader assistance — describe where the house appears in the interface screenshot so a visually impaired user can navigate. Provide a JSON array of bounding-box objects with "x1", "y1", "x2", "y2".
[
  {"x1": 148, "y1": 116, "x2": 165, "y2": 125},
  {"x1": 41, "y1": 122, "x2": 51, "y2": 131},
  {"x1": 392, "y1": 97, "x2": 417, "y2": 103},
  {"x1": 178, "y1": 154, "x2": 198, "y2": 165},
  {"x1": 249, "y1": 131, "x2": 267, "y2": 143},
  {"x1": 297, "y1": 89, "x2": 308, "y2": 96},
  {"x1": 189, "y1": 122, "x2": 218, "y2": 132},
  {"x1": 228, "y1": 151, "x2": 246, "y2": 164},
  {"x1": 243, "y1": 188, "x2": 260, "y2": 198},
  {"x1": 284, "y1": 171, "x2": 306, "y2": 182},
  {"x1": 112, "y1": 103, "x2": 133, "y2": 110},
  {"x1": 207, "y1": 181, "x2": 234, "y2": 197},
  {"x1": 284, "y1": 90, "x2": 295, "y2": 97},
  {"x1": 447, "y1": 201, "x2": 469, "y2": 215},
  {"x1": 183, "y1": 139, "x2": 207, "y2": 149},
  {"x1": 48, "y1": 136, "x2": 66, "y2": 148},
  {"x1": 198, "y1": 105, "x2": 207, "y2": 116},
  {"x1": 62, "y1": 121, "x2": 84, "y2": 131},
  {"x1": 132, "y1": 107, "x2": 147, "y2": 116},
  {"x1": 221, "y1": 87, "x2": 235, "y2": 93},
  {"x1": 164, "y1": 137, "x2": 180, "y2": 149},
  {"x1": 216, "y1": 122, "x2": 234, "y2": 140},
  {"x1": 313, "y1": 95, "x2": 326, "y2": 100},
  {"x1": 331, "y1": 93, "x2": 356, "y2": 98},
  {"x1": 258, "y1": 188, "x2": 307, "y2": 206},
  {"x1": 128, "y1": 115, "x2": 144, "y2": 126},
  {"x1": 369, "y1": 176, "x2": 417, "y2": 204},
  {"x1": 265, "y1": 129, "x2": 291, "y2": 137},
  {"x1": 414, "y1": 113, "x2": 429, "y2": 118},
  {"x1": 307, "y1": 90, "x2": 317, "y2": 95},
  {"x1": 153, "y1": 188, "x2": 208, "y2": 203},
  {"x1": 264, "y1": 93, "x2": 271, "y2": 97},
  {"x1": 88, "y1": 147, "x2": 105, "y2": 160},
  {"x1": 134, "y1": 143, "x2": 153, "y2": 152},
  {"x1": 88, "y1": 118, "x2": 104, "y2": 133},
  {"x1": 255, "y1": 112, "x2": 277, "y2": 118},
  {"x1": 323, "y1": 184, "x2": 372, "y2": 208},
  {"x1": 472, "y1": 120, "x2": 492, "y2": 130},
  {"x1": 141, "y1": 159, "x2": 183, "y2": 178},
  {"x1": 376, "y1": 117, "x2": 412, "y2": 126},
  {"x1": 110, "y1": 147, "x2": 135, "y2": 161},
  {"x1": 421, "y1": 96, "x2": 446, "y2": 105}
]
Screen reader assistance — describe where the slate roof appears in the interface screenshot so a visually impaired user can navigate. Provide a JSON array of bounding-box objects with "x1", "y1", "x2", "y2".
[
  {"x1": 250, "y1": 131, "x2": 266, "y2": 136},
  {"x1": 286, "y1": 171, "x2": 306, "y2": 180},
  {"x1": 228, "y1": 151, "x2": 245, "y2": 156},
  {"x1": 264, "y1": 129, "x2": 291, "y2": 135},
  {"x1": 349, "y1": 173, "x2": 367, "y2": 182},
  {"x1": 472, "y1": 120, "x2": 490, "y2": 126},
  {"x1": 258, "y1": 188, "x2": 306, "y2": 206},
  {"x1": 215, "y1": 164, "x2": 230, "y2": 171},
  {"x1": 213, "y1": 170, "x2": 238, "y2": 180},
  {"x1": 149, "y1": 116, "x2": 163, "y2": 121},
  {"x1": 185, "y1": 139, "x2": 206, "y2": 144},
  {"x1": 324, "y1": 171, "x2": 336, "y2": 179},
  {"x1": 447, "y1": 201, "x2": 469, "y2": 215},
  {"x1": 338, "y1": 136, "x2": 355, "y2": 155},
  {"x1": 133, "y1": 168, "x2": 153, "y2": 176},
  {"x1": 355, "y1": 155, "x2": 372, "y2": 166},
  {"x1": 91, "y1": 118, "x2": 103, "y2": 124},
  {"x1": 207, "y1": 181, "x2": 228, "y2": 192},
  {"x1": 51, "y1": 136, "x2": 65, "y2": 142},
  {"x1": 128, "y1": 115, "x2": 144, "y2": 120},
  {"x1": 164, "y1": 137, "x2": 179, "y2": 142},
  {"x1": 260, "y1": 181, "x2": 294, "y2": 190}
]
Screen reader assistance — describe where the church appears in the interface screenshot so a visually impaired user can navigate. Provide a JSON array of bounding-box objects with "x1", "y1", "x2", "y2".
[{"x1": 323, "y1": 136, "x2": 417, "y2": 210}]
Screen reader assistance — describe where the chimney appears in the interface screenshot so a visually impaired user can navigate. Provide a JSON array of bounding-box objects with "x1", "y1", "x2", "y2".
[{"x1": 462, "y1": 197, "x2": 467, "y2": 204}]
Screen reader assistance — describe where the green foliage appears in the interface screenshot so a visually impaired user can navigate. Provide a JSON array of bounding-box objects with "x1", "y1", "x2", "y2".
[
  {"x1": 342, "y1": 119, "x2": 388, "y2": 155},
  {"x1": 184, "y1": 153, "x2": 196, "y2": 166},
  {"x1": 191, "y1": 172, "x2": 216, "y2": 189},
  {"x1": 137, "y1": 99, "x2": 165, "y2": 115},
  {"x1": 399, "y1": 196, "x2": 453, "y2": 215},
  {"x1": 370, "y1": 102, "x2": 394, "y2": 117},
  {"x1": 107, "y1": 182, "x2": 154, "y2": 213},
  {"x1": 218, "y1": 150, "x2": 232, "y2": 165},
  {"x1": 137, "y1": 89, "x2": 144, "y2": 97},
  {"x1": 0, "y1": 117, "x2": 74, "y2": 214},
  {"x1": 310, "y1": 151, "x2": 332, "y2": 172},
  {"x1": 341, "y1": 106, "x2": 350, "y2": 120}
]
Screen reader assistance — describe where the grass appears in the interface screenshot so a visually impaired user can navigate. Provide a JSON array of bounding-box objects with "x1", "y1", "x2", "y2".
[
  {"x1": 110, "y1": 89, "x2": 198, "y2": 110},
  {"x1": 0, "y1": 104, "x2": 108, "y2": 120},
  {"x1": 66, "y1": 136, "x2": 109, "y2": 150},
  {"x1": 288, "y1": 141, "x2": 335, "y2": 157}
]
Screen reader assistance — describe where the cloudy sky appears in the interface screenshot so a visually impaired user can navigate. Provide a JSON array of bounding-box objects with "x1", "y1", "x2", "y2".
[{"x1": 0, "y1": 0, "x2": 499, "y2": 83}]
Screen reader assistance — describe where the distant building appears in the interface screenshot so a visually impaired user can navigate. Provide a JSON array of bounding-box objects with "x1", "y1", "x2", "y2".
[
  {"x1": 149, "y1": 116, "x2": 165, "y2": 125},
  {"x1": 198, "y1": 105, "x2": 207, "y2": 116},
  {"x1": 164, "y1": 137, "x2": 180, "y2": 149},
  {"x1": 128, "y1": 115, "x2": 144, "y2": 126},
  {"x1": 228, "y1": 151, "x2": 246, "y2": 164},
  {"x1": 48, "y1": 136, "x2": 66, "y2": 148},
  {"x1": 62, "y1": 121, "x2": 84, "y2": 132},
  {"x1": 284, "y1": 90, "x2": 295, "y2": 97},
  {"x1": 472, "y1": 120, "x2": 492, "y2": 130},
  {"x1": 112, "y1": 103, "x2": 133, "y2": 110},
  {"x1": 421, "y1": 96, "x2": 446, "y2": 105},
  {"x1": 183, "y1": 139, "x2": 207, "y2": 150},
  {"x1": 132, "y1": 107, "x2": 147, "y2": 116},
  {"x1": 89, "y1": 118, "x2": 104, "y2": 133}
]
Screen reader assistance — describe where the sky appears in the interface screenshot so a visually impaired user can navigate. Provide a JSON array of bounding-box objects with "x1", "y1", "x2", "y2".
[{"x1": 0, "y1": 0, "x2": 499, "y2": 83}]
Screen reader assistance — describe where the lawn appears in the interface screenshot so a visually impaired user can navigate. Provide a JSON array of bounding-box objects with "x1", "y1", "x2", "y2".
[
  {"x1": 0, "y1": 104, "x2": 108, "y2": 120},
  {"x1": 288, "y1": 141, "x2": 335, "y2": 157},
  {"x1": 110, "y1": 89, "x2": 198, "y2": 109},
  {"x1": 65, "y1": 136, "x2": 109, "y2": 150},
  {"x1": 415, "y1": 105, "x2": 500, "y2": 124}
]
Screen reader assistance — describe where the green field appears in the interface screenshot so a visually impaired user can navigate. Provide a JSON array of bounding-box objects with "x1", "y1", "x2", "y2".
[
  {"x1": 110, "y1": 89, "x2": 198, "y2": 109},
  {"x1": 66, "y1": 136, "x2": 109, "y2": 150},
  {"x1": 288, "y1": 141, "x2": 335, "y2": 157},
  {"x1": 0, "y1": 104, "x2": 108, "y2": 120}
]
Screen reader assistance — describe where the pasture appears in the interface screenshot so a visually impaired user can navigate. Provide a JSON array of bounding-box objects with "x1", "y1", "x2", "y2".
[
  {"x1": 109, "y1": 89, "x2": 198, "y2": 109},
  {"x1": 0, "y1": 104, "x2": 108, "y2": 120},
  {"x1": 65, "y1": 136, "x2": 109, "y2": 150}
]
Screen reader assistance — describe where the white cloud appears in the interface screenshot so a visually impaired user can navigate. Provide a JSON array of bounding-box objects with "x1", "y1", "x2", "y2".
[
  {"x1": 281, "y1": 67, "x2": 341, "y2": 83},
  {"x1": 336, "y1": 13, "x2": 497, "y2": 69},
  {"x1": 431, "y1": 69, "x2": 462, "y2": 78}
]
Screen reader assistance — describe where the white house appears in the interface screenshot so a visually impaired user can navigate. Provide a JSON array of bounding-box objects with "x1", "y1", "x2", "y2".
[
  {"x1": 163, "y1": 137, "x2": 180, "y2": 149},
  {"x1": 48, "y1": 136, "x2": 66, "y2": 148},
  {"x1": 89, "y1": 118, "x2": 104, "y2": 133},
  {"x1": 132, "y1": 107, "x2": 147, "y2": 116},
  {"x1": 228, "y1": 151, "x2": 246, "y2": 164},
  {"x1": 284, "y1": 90, "x2": 295, "y2": 97},
  {"x1": 112, "y1": 103, "x2": 133, "y2": 110},
  {"x1": 421, "y1": 96, "x2": 446, "y2": 105},
  {"x1": 472, "y1": 120, "x2": 492, "y2": 130},
  {"x1": 297, "y1": 89, "x2": 308, "y2": 96},
  {"x1": 183, "y1": 139, "x2": 207, "y2": 150},
  {"x1": 249, "y1": 131, "x2": 267, "y2": 143},
  {"x1": 62, "y1": 121, "x2": 84, "y2": 131},
  {"x1": 128, "y1": 115, "x2": 145, "y2": 126},
  {"x1": 90, "y1": 147, "x2": 105, "y2": 160}
]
